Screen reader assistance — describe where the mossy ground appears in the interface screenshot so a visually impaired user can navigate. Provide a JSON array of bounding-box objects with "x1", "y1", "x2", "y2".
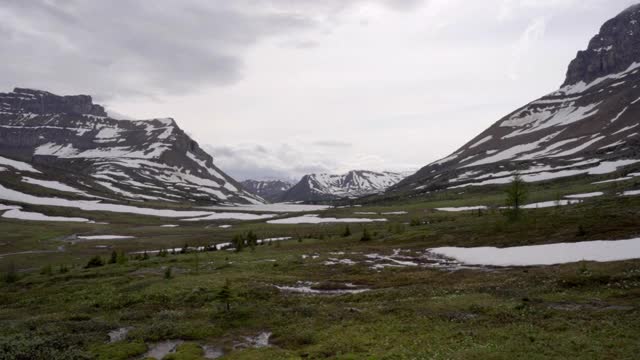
[{"x1": 1, "y1": 175, "x2": 640, "y2": 359}]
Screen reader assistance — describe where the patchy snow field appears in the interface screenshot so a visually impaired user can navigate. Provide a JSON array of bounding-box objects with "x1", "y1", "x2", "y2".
[
  {"x1": 2, "y1": 208, "x2": 90, "y2": 222},
  {"x1": 428, "y1": 237, "x2": 640, "y2": 266},
  {"x1": 275, "y1": 281, "x2": 370, "y2": 295},
  {"x1": 200, "y1": 203, "x2": 332, "y2": 213},
  {"x1": 22, "y1": 177, "x2": 94, "y2": 198},
  {"x1": 267, "y1": 214, "x2": 387, "y2": 224},
  {"x1": 522, "y1": 199, "x2": 581, "y2": 209},
  {"x1": 181, "y1": 212, "x2": 275, "y2": 221},
  {"x1": 435, "y1": 206, "x2": 487, "y2": 212},
  {"x1": 77, "y1": 235, "x2": 135, "y2": 240},
  {"x1": 564, "y1": 192, "x2": 604, "y2": 199}
]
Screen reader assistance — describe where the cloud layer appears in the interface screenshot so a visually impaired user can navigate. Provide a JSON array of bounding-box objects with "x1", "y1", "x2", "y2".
[
  {"x1": 0, "y1": 0, "x2": 424, "y2": 100},
  {"x1": 2, "y1": 0, "x2": 637, "y2": 181}
]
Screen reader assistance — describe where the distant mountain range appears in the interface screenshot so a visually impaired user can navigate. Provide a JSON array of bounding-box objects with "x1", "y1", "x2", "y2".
[
  {"x1": 0, "y1": 88, "x2": 262, "y2": 205},
  {"x1": 240, "y1": 179, "x2": 292, "y2": 202},
  {"x1": 279, "y1": 170, "x2": 410, "y2": 202},
  {"x1": 391, "y1": 4, "x2": 640, "y2": 195}
]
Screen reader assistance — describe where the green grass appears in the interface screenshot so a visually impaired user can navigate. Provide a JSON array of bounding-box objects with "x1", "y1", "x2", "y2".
[{"x1": 2, "y1": 176, "x2": 640, "y2": 358}]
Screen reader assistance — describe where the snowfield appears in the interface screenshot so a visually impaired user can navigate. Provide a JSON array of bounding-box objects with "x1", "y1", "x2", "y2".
[
  {"x1": 1, "y1": 208, "x2": 90, "y2": 222},
  {"x1": 0, "y1": 155, "x2": 40, "y2": 173},
  {"x1": 77, "y1": 235, "x2": 135, "y2": 240},
  {"x1": 0, "y1": 184, "x2": 258, "y2": 219},
  {"x1": 428, "y1": 237, "x2": 640, "y2": 266},
  {"x1": 267, "y1": 214, "x2": 387, "y2": 224},
  {"x1": 435, "y1": 206, "x2": 488, "y2": 212},
  {"x1": 200, "y1": 203, "x2": 332, "y2": 213}
]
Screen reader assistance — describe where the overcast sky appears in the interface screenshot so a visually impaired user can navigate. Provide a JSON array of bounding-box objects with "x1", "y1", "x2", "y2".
[{"x1": 1, "y1": 0, "x2": 637, "y2": 181}]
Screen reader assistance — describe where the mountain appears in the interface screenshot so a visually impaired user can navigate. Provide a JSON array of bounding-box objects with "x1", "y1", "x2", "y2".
[
  {"x1": 391, "y1": 4, "x2": 640, "y2": 194},
  {"x1": 240, "y1": 179, "x2": 292, "y2": 202},
  {"x1": 0, "y1": 88, "x2": 262, "y2": 204},
  {"x1": 281, "y1": 170, "x2": 409, "y2": 202}
]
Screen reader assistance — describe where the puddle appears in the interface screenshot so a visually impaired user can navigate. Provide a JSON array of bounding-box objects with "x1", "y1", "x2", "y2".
[
  {"x1": 107, "y1": 327, "x2": 132, "y2": 343},
  {"x1": 321, "y1": 248, "x2": 487, "y2": 271},
  {"x1": 275, "y1": 281, "x2": 370, "y2": 295},
  {"x1": 546, "y1": 302, "x2": 634, "y2": 312},
  {"x1": 324, "y1": 258, "x2": 357, "y2": 265},
  {"x1": 144, "y1": 340, "x2": 184, "y2": 359},
  {"x1": 234, "y1": 332, "x2": 272, "y2": 349},
  {"x1": 132, "y1": 236, "x2": 292, "y2": 255},
  {"x1": 203, "y1": 345, "x2": 224, "y2": 359}
]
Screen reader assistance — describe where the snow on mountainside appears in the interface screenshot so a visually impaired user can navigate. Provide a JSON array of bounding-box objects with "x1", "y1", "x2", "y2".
[
  {"x1": 240, "y1": 179, "x2": 292, "y2": 203},
  {"x1": 0, "y1": 88, "x2": 262, "y2": 205},
  {"x1": 391, "y1": 4, "x2": 640, "y2": 194},
  {"x1": 281, "y1": 170, "x2": 409, "y2": 202}
]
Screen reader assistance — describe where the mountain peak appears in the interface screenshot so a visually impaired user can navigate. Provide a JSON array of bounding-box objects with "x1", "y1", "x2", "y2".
[
  {"x1": 281, "y1": 170, "x2": 408, "y2": 202},
  {"x1": 563, "y1": 2, "x2": 640, "y2": 86}
]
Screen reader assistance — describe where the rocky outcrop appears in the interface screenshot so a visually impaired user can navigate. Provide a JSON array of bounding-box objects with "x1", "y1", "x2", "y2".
[
  {"x1": 564, "y1": 4, "x2": 640, "y2": 86},
  {"x1": 0, "y1": 88, "x2": 107, "y2": 116},
  {"x1": 241, "y1": 179, "x2": 292, "y2": 203}
]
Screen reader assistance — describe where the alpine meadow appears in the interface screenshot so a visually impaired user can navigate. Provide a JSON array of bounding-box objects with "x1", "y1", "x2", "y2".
[{"x1": 2, "y1": 1, "x2": 640, "y2": 359}]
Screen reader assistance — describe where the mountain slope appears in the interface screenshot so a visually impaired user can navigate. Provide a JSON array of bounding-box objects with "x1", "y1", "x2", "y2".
[
  {"x1": 281, "y1": 170, "x2": 408, "y2": 202},
  {"x1": 0, "y1": 88, "x2": 262, "y2": 204},
  {"x1": 240, "y1": 179, "x2": 292, "y2": 203},
  {"x1": 392, "y1": 4, "x2": 640, "y2": 194}
]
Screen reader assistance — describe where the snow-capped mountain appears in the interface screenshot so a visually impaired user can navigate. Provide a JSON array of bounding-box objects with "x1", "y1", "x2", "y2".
[
  {"x1": 392, "y1": 4, "x2": 640, "y2": 194},
  {"x1": 0, "y1": 88, "x2": 262, "y2": 204},
  {"x1": 281, "y1": 170, "x2": 409, "y2": 202},
  {"x1": 240, "y1": 179, "x2": 292, "y2": 203}
]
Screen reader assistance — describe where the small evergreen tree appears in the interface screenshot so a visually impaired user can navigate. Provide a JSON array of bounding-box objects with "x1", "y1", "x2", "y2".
[
  {"x1": 342, "y1": 225, "x2": 351, "y2": 237},
  {"x1": 164, "y1": 266, "x2": 172, "y2": 279},
  {"x1": 142, "y1": 251, "x2": 150, "y2": 260},
  {"x1": 360, "y1": 227, "x2": 372, "y2": 242},
  {"x1": 505, "y1": 173, "x2": 528, "y2": 220},
  {"x1": 40, "y1": 264, "x2": 53, "y2": 276},
  {"x1": 117, "y1": 251, "x2": 128, "y2": 264},
  {"x1": 4, "y1": 262, "x2": 18, "y2": 283},
  {"x1": 214, "y1": 279, "x2": 234, "y2": 311},
  {"x1": 85, "y1": 256, "x2": 104, "y2": 269},
  {"x1": 233, "y1": 234, "x2": 245, "y2": 252},
  {"x1": 246, "y1": 230, "x2": 258, "y2": 250},
  {"x1": 108, "y1": 250, "x2": 118, "y2": 264}
]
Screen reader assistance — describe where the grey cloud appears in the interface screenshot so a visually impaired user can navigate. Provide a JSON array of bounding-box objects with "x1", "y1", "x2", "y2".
[
  {"x1": 0, "y1": 0, "x2": 425, "y2": 100},
  {"x1": 204, "y1": 143, "x2": 337, "y2": 181},
  {"x1": 312, "y1": 140, "x2": 353, "y2": 148}
]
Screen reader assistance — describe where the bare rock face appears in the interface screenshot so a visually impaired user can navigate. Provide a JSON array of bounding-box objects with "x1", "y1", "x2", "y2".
[
  {"x1": 564, "y1": 4, "x2": 640, "y2": 87},
  {"x1": 0, "y1": 88, "x2": 107, "y2": 116},
  {"x1": 391, "y1": 4, "x2": 640, "y2": 195},
  {"x1": 240, "y1": 179, "x2": 292, "y2": 203},
  {"x1": 0, "y1": 88, "x2": 262, "y2": 205}
]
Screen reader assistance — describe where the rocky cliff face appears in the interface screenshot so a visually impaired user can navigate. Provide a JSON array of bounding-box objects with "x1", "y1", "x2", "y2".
[
  {"x1": 0, "y1": 88, "x2": 107, "y2": 116},
  {"x1": 564, "y1": 4, "x2": 640, "y2": 86},
  {"x1": 391, "y1": 4, "x2": 640, "y2": 194},
  {"x1": 240, "y1": 179, "x2": 292, "y2": 203},
  {"x1": 282, "y1": 170, "x2": 408, "y2": 202},
  {"x1": 0, "y1": 88, "x2": 262, "y2": 204}
]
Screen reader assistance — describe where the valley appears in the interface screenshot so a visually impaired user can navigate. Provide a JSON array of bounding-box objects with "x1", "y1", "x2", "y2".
[{"x1": 2, "y1": 2, "x2": 640, "y2": 360}]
